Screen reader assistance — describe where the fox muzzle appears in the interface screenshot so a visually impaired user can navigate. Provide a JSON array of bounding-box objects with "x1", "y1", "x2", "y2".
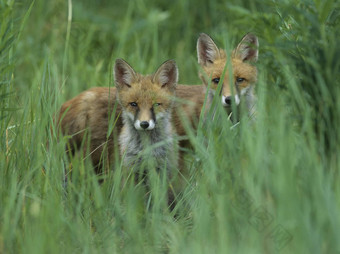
[{"x1": 134, "y1": 119, "x2": 155, "y2": 131}]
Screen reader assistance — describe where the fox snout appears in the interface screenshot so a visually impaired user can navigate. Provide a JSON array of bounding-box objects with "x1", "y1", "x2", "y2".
[
  {"x1": 222, "y1": 95, "x2": 240, "y2": 107},
  {"x1": 133, "y1": 107, "x2": 156, "y2": 131},
  {"x1": 140, "y1": 121, "x2": 150, "y2": 129},
  {"x1": 134, "y1": 119, "x2": 155, "y2": 131}
]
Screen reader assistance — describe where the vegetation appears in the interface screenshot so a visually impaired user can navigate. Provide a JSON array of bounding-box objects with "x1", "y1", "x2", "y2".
[{"x1": 1, "y1": 0, "x2": 339, "y2": 253}]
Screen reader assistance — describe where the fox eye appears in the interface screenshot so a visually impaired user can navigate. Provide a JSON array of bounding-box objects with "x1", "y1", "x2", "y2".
[
  {"x1": 154, "y1": 103, "x2": 161, "y2": 107},
  {"x1": 129, "y1": 102, "x2": 138, "y2": 107},
  {"x1": 212, "y1": 78, "x2": 220, "y2": 84},
  {"x1": 236, "y1": 77, "x2": 245, "y2": 83}
]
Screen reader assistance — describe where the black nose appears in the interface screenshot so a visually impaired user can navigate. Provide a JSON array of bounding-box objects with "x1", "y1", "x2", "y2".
[
  {"x1": 140, "y1": 121, "x2": 149, "y2": 129},
  {"x1": 225, "y1": 96, "x2": 232, "y2": 105}
]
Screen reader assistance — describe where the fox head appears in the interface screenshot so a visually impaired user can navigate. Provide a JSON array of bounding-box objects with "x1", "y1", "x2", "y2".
[
  {"x1": 114, "y1": 59, "x2": 178, "y2": 131},
  {"x1": 197, "y1": 33, "x2": 258, "y2": 108}
]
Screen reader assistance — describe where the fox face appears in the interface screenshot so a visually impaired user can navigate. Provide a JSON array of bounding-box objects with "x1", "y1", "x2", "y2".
[
  {"x1": 114, "y1": 59, "x2": 178, "y2": 131},
  {"x1": 197, "y1": 33, "x2": 258, "y2": 109}
]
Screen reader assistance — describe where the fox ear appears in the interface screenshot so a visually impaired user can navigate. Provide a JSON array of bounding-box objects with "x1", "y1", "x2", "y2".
[
  {"x1": 114, "y1": 59, "x2": 137, "y2": 89},
  {"x1": 197, "y1": 33, "x2": 221, "y2": 66},
  {"x1": 234, "y1": 33, "x2": 259, "y2": 62},
  {"x1": 153, "y1": 60, "x2": 178, "y2": 91}
]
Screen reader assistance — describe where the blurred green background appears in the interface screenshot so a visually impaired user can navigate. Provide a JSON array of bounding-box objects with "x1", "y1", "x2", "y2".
[{"x1": 1, "y1": 0, "x2": 339, "y2": 253}]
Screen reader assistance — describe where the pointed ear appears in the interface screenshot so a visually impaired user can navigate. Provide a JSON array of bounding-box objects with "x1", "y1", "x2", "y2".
[
  {"x1": 153, "y1": 60, "x2": 178, "y2": 91},
  {"x1": 234, "y1": 33, "x2": 259, "y2": 62},
  {"x1": 197, "y1": 33, "x2": 221, "y2": 66},
  {"x1": 114, "y1": 58, "x2": 137, "y2": 89}
]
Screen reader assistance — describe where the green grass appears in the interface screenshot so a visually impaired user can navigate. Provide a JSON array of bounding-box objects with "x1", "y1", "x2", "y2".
[{"x1": 1, "y1": 0, "x2": 340, "y2": 253}]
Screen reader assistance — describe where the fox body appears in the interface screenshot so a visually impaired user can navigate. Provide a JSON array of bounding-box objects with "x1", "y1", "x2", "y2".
[
  {"x1": 58, "y1": 86, "x2": 122, "y2": 172},
  {"x1": 197, "y1": 33, "x2": 259, "y2": 118},
  {"x1": 114, "y1": 59, "x2": 179, "y2": 175}
]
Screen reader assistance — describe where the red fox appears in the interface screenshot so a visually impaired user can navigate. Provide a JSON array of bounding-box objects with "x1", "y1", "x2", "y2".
[
  {"x1": 57, "y1": 33, "x2": 258, "y2": 170},
  {"x1": 114, "y1": 58, "x2": 178, "y2": 176},
  {"x1": 197, "y1": 33, "x2": 258, "y2": 118}
]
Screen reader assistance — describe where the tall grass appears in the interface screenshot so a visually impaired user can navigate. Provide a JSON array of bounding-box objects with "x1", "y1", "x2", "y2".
[{"x1": 1, "y1": 0, "x2": 339, "y2": 253}]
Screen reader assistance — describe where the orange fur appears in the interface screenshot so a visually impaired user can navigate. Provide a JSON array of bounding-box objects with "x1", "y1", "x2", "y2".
[{"x1": 57, "y1": 87, "x2": 122, "y2": 173}]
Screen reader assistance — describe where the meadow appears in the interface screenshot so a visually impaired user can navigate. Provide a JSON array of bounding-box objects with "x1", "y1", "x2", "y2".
[{"x1": 1, "y1": 0, "x2": 339, "y2": 253}]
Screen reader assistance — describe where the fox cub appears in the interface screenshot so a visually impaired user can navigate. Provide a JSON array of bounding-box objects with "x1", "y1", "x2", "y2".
[
  {"x1": 114, "y1": 59, "x2": 179, "y2": 179},
  {"x1": 197, "y1": 33, "x2": 259, "y2": 118}
]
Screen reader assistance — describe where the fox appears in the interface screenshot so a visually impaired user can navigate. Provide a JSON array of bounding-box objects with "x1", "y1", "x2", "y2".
[
  {"x1": 197, "y1": 33, "x2": 259, "y2": 119},
  {"x1": 56, "y1": 33, "x2": 258, "y2": 171},
  {"x1": 114, "y1": 58, "x2": 179, "y2": 178}
]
